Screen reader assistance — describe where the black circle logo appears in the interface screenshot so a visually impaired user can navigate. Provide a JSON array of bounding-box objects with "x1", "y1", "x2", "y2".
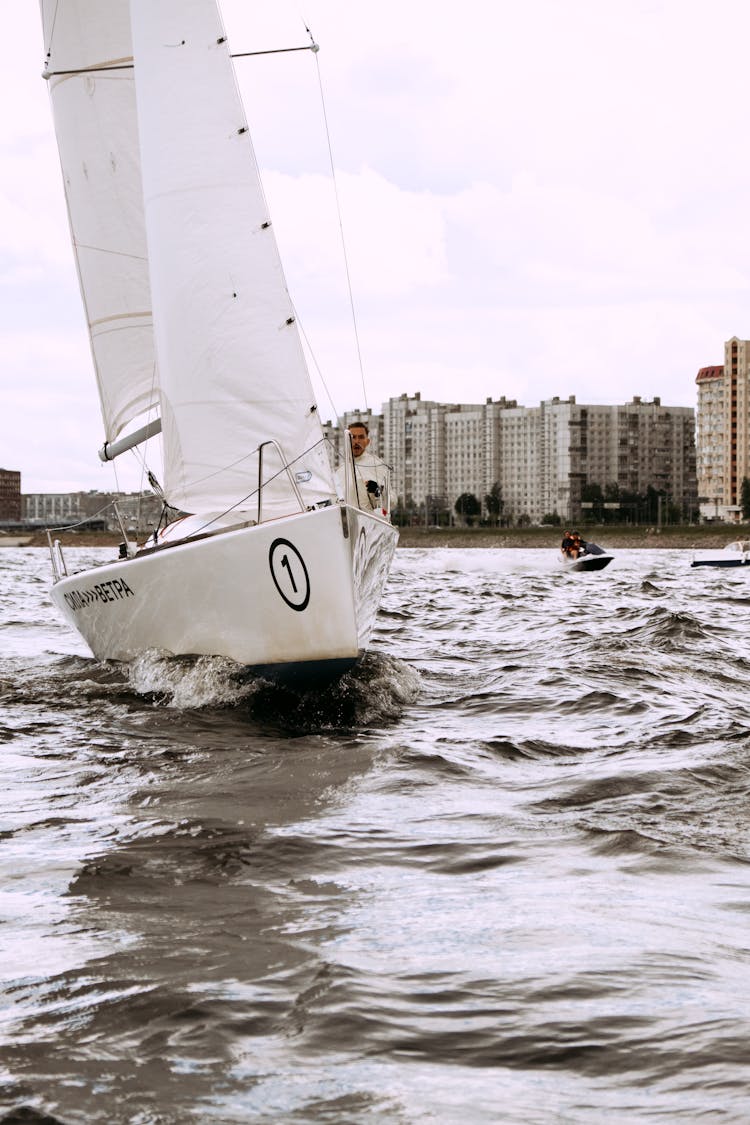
[{"x1": 269, "y1": 538, "x2": 310, "y2": 611}]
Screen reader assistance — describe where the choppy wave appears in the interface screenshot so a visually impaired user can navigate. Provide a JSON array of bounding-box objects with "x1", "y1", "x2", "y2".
[
  {"x1": 3, "y1": 547, "x2": 750, "y2": 1122},
  {"x1": 122, "y1": 648, "x2": 421, "y2": 732}
]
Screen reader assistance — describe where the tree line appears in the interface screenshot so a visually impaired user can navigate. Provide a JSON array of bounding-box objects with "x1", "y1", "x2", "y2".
[{"x1": 392, "y1": 480, "x2": 709, "y2": 527}]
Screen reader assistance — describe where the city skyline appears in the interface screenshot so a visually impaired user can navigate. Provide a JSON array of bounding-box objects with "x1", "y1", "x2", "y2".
[
  {"x1": 6, "y1": 384, "x2": 696, "y2": 495},
  {"x1": 1, "y1": 382, "x2": 706, "y2": 501},
  {"x1": 3, "y1": 2, "x2": 750, "y2": 493},
  {"x1": 7, "y1": 388, "x2": 697, "y2": 534}
]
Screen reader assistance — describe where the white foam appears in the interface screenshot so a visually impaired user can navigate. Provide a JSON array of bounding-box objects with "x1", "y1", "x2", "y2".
[
  {"x1": 127, "y1": 650, "x2": 255, "y2": 709},
  {"x1": 125, "y1": 648, "x2": 421, "y2": 718}
]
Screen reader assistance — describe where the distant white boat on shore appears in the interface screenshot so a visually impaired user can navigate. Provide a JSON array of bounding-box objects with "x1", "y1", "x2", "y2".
[{"x1": 0, "y1": 534, "x2": 33, "y2": 548}]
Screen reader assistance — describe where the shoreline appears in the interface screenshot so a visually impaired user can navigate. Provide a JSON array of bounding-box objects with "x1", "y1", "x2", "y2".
[
  {"x1": 394, "y1": 526, "x2": 741, "y2": 550},
  {"x1": 7, "y1": 524, "x2": 744, "y2": 551}
]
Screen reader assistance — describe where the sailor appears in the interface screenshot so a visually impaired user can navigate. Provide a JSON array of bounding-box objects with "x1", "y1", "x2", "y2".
[
  {"x1": 343, "y1": 422, "x2": 390, "y2": 515},
  {"x1": 561, "y1": 530, "x2": 578, "y2": 559}
]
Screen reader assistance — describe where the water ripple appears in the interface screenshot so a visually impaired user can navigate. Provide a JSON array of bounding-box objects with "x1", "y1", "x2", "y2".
[{"x1": 3, "y1": 547, "x2": 750, "y2": 1122}]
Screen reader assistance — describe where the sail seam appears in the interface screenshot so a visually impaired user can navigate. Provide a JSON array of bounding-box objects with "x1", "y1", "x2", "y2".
[
  {"x1": 74, "y1": 243, "x2": 148, "y2": 262},
  {"x1": 44, "y1": 56, "x2": 134, "y2": 80},
  {"x1": 45, "y1": 47, "x2": 316, "y2": 80},
  {"x1": 89, "y1": 312, "x2": 152, "y2": 328}
]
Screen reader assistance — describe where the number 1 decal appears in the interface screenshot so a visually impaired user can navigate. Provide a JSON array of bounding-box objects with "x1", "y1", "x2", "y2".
[
  {"x1": 269, "y1": 538, "x2": 310, "y2": 611},
  {"x1": 280, "y1": 553, "x2": 298, "y2": 593}
]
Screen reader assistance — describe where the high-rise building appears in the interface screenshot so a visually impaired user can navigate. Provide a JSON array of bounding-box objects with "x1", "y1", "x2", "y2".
[
  {"x1": 355, "y1": 392, "x2": 697, "y2": 524},
  {"x1": 381, "y1": 393, "x2": 444, "y2": 507},
  {"x1": 695, "y1": 337, "x2": 750, "y2": 522},
  {"x1": 695, "y1": 365, "x2": 724, "y2": 520},
  {"x1": 0, "y1": 469, "x2": 22, "y2": 523}
]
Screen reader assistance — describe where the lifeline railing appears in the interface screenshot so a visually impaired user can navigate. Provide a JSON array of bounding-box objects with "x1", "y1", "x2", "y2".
[
  {"x1": 257, "y1": 439, "x2": 306, "y2": 525},
  {"x1": 45, "y1": 497, "x2": 119, "y2": 582},
  {"x1": 46, "y1": 532, "x2": 67, "y2": 582},
  {"x1": 45, "y1": 435, "x2": 390, "y2": 581}
]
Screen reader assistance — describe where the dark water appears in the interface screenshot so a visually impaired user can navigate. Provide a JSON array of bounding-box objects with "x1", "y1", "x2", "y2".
[{"x1": 2, "y1": 545, "x2": 750, "y2": 1124}]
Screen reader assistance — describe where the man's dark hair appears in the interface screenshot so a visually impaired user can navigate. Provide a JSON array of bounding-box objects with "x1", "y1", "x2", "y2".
[{"x1": 349, "y1": 421, "x2": 369, "y2": 435}]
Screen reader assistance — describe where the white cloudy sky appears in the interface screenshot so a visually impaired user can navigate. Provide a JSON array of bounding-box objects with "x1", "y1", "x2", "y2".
[{"x1": 2, "y1": 1, "x2": 749, "y2": 492}]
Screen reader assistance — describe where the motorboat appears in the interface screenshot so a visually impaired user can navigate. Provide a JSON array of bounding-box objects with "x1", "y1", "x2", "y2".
[
  {"x1": 560, "y1": 541, "x2": 614, "y2": 572},
  {"x1": 690, "y1": 541, "x2": 750, "y2": 568}
]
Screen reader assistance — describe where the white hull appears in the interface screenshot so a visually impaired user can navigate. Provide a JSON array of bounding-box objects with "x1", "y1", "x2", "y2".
[
  {"x1": 50, "y1": 505, "x2": 397, "y2": 680},
  {"x1": 565, "y1": 554, "x2": 613, "y2": 572},
  {"x1": 559, "y1": 550, "x2": 614, "y2": 572},
  {"x1": 691, "y1": 542, "x2": 750, "y2": 568}
]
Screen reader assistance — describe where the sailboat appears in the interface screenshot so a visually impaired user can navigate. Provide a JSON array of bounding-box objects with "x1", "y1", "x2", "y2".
[{"x1": 40, "y1": 0, "x2": 398, "y2": 682}]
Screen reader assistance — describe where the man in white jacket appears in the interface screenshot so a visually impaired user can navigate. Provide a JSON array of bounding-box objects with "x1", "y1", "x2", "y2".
[{"x1": 345, "y1": 422, "x2": 390, "y2": 516}]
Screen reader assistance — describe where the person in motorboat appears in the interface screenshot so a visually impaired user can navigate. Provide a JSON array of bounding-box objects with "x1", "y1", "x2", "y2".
[
  {"x1": 346, "y1": 422, "x2": 391, "y2": 516},
  {"x1": 561, "y1": 530, "x2": 586, "y2": 560},
  {"x1": 561, "y1": 530, "x2": 575, "y2": 558}
]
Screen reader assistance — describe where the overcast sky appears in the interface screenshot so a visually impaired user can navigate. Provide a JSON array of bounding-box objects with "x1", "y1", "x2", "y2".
[{"x1": 3, "y1": 1, "x2": 749, "y2": 492}]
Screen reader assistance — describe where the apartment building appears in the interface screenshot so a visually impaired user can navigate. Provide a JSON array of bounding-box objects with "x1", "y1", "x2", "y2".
[
  {"x1": 24, "y1": 492, "x2": 83, "y2": 525},
  {"x1": 732, "y1": 338, "x2": 750, "y2": 506},
  {"x1": 334, "y1": 391, "x2": 697, "y2": 523},
  {"x1": 445, "y1": 404, "x2": 486, "y2": 505},
  {"x1": 695, "y1": 365, "x2": 725, "y2": 519},
  {"x1": 379, "y1": 393, "x2": 443, "y2": 506},
  {"x1": 0, "y1": 469, "x2": 22, "y2": 523},
  {"x1": 23, "y1": 490, "x2": 163, "y2": 531},
  {"x1": 492, "y1": 399, "x2": 542, "y2": 522},
  {"x1": 695, "y1": 338, "x2": 750, "y2": 522}
]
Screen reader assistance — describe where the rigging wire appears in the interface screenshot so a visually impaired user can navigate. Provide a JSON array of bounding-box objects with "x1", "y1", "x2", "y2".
[
  {"x1": 291, "y1": 299, "x2": 339, "y2": 423},
  {"x1": 137, "y1": 362, "x2": 162, "y2": 524},
  {"x1": 110, "y1": 452, "x2": 122, "y2": 495},
  {"x1": 306, "y1": 26, "x2": 370, "y2": 414},
  {"x1": 228, "y1": 18, "x2": 369, "y2": 419},
  {"x1": 227, "y1": 21, "x2": 365, "y2": 422}
]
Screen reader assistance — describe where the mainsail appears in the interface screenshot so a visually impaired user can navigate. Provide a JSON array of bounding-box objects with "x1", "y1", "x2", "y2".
[
  {"x1": 42, "y1": 0, "x2": 336, "y2": 518},
  {"x1": 41, "y1": 0, "x2": 156, "y2": 445}
]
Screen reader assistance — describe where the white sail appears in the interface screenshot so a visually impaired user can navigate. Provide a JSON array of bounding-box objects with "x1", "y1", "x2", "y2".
[
  {"x1": 130, "y1": 0, "x2": 335, "y2": 517},
  {"x1": 40, "y1": 0, "x2": 157, "y2": 444}
]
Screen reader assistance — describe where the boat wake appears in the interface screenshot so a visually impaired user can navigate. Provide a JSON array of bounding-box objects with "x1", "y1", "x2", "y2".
[{"x1": 126, "y1": 649, "x2": 421, "y2": 730}]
